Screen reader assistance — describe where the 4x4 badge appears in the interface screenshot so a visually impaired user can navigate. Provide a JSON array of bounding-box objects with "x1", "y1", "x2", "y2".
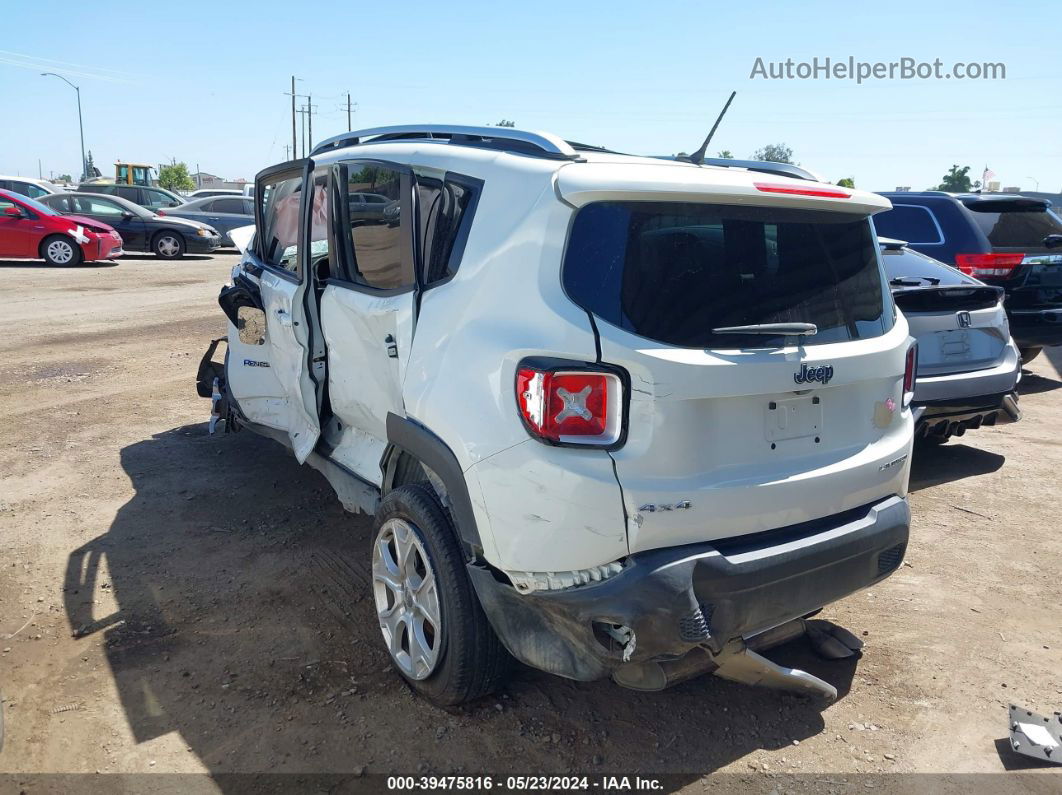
[{"x1": 794, "y1": 363, "x2": 834, "y2": 385}]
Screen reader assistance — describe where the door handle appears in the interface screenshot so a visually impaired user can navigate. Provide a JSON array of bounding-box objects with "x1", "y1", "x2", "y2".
[
  {"x1": 385, "y1": 334, "x2": 398, "y2": 358},
  {"x1": 274, "y1": 308, "x2": 293, "y2": 327}
]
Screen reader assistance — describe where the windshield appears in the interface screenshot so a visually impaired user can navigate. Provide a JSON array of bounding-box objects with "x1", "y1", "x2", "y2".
[
  {"x1": 14, "y1": 193, "x2": 60, "y2": 216},
  {"x1": 563, "y1": 202, "x2": 892, "y2": 349}
]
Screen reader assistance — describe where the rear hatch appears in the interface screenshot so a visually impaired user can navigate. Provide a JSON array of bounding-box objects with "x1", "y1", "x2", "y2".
[
  {"x1": 558, "y1": 165, "x2": 913, "y2": 554},
  {"x1": 960, "y1": 196, "x2": 1062, "y2": 311},
  {"x1": 881, "y1": 241, "x2": 1009, "y2": 376}
]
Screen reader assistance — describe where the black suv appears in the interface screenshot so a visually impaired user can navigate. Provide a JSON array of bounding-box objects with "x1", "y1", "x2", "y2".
[
  {"x1": 874, "y1": 192, "x2": 1062, "y2": 361},
  {"x1": 76, "y1": 183, "x2": 185, "y2": 212}
]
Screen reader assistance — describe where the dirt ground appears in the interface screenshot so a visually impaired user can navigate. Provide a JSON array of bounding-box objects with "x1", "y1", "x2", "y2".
[{"x1": 0, "y1": 253, "x2": 1060, "y2": 792}]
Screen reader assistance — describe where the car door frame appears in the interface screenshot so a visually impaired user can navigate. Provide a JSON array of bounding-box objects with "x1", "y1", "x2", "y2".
[
  {"x1": 316, "y1": 158, "x2": 421, "y2": 484},
  {"x1": 232, "y1": 158, "x2": 323, "y2": 462}
]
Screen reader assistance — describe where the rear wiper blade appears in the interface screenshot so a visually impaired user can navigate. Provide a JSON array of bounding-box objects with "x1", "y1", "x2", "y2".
[{"x1": 711, "y1": 322, "x2": 818, "y2": 336}]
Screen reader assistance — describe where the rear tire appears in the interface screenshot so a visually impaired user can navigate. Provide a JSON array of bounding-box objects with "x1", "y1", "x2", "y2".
[
  {"x1": 1019, "y1": 346, "x2": 1042, "y2": 364},
  {"x1": 41, "y1": 235, "x2": 82, "y2": 266},
  {"x1": 371, "y1": 483, "x2": 510, "y2": 706},
  {"x1": 153, "y1": 231, "x2": 185, "y2": 259}
]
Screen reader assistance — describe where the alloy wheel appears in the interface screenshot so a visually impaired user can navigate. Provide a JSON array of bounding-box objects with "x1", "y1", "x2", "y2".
[{"x1": 372, "y1": 518, "x2": 442, "y2": 680}]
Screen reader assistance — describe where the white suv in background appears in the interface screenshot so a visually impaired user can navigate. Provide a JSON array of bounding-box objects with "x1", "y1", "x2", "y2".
[{"x1": 198, "y1": 125, "x2": 915, "y2": 705}]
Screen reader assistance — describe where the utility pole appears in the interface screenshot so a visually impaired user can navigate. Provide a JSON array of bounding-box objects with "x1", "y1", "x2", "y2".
[
  {"x1": 38, "y1": 159, "x2": 42, "y2": 179},
  {"x1": 283, "y1": 144, "x2": 291, "y2": 160},
  {"x1": 297, "y1": 104, "x2": 308, "y2": 158},
  {"x1": 347, "y1": 92, "x2": 353, "y2": 130},
  {"x1": 41, "y1": 72, "x2": 87, "y2": 181},
  {"x1": 307, "y1": 95, "x2": 315, "y2": 151},
  {"x1": 283, "y1": 76, "x2": 307, "y2": 160},
  {"x1": 290, "y1": 76, "x2": 297, "y2": 159}
]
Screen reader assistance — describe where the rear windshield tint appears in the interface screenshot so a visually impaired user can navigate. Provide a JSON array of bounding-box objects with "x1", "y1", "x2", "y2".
[
  {"x1": 881, "y1": 247, "x2": 971, "y2": 286},
  {"x1": 963, "y1": 201, "x2": 1062, "y2": 248},
  {"x1": 563, "y1": 202, "x2": 891, "y2": 349}
]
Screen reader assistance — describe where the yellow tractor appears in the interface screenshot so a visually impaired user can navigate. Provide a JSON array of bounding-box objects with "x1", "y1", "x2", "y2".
[{"x1": 114, "y1": 162, "x2": 156, "y2": 186}]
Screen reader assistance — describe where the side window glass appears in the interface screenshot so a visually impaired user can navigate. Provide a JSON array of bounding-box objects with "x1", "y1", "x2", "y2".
[
  {"x1": 337, "y1": 164, "x2": 411, "y2": 290},
  {"x1": 214, "y1": 198, "x2": 243, "y2": 214},
  {"x1": 118, "y1": 186, "x2": 139, "y2": 203},
  {"x1": 258, "y1": 172, "x2": 305, "y2": 273},
  {"x1": 308, "y1": 172, "x2": 330, "y2": 274},
  {"x1": 416, "y1": 176, "x2": 478, "y2": 284},
  {"x1": 873, "y1": 205, "x2": 943, "y2": 245}
]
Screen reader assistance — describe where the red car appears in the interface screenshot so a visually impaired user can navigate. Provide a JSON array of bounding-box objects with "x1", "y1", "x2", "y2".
[{"x1": 0, "y1": 187, "x2": 123, "y2": 265}]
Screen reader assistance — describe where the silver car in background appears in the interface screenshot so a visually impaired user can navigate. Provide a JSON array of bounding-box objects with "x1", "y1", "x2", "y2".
[
  {"x1": 880, "y1": 237, "x2": 1022, "y2": 443},
  {"x1": 159, "y1": 195, "x2": 253, "y2": 246}
]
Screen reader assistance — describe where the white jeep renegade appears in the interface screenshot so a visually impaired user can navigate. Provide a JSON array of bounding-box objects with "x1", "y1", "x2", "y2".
[{"x1": 197, "y1": 125, "x2": 915, "y2": 706}]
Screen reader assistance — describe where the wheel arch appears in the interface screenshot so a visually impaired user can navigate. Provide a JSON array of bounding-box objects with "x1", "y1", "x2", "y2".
[
  {"x1": 38, "y1": 232, "x2": 79, "y2": 259},
  {"x1": 381, "y1": 413, "x2": 483, "y2": 560}
]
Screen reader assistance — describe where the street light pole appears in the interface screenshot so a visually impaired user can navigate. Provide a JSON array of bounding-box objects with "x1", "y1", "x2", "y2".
[{"x1": 41, "y1": 73, "x2": 87, "y2": 181}]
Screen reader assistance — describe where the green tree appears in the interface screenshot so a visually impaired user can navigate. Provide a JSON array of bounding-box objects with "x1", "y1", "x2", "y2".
[
  {"x1": 933, "y1": 165, "x2": 972, "y2": 192},
  {"x1": 716, "y1": 150, "x2": 734, "y2": 159},
  {"x1": 836, "y1": 177, "x2": 855, "y2": 188},
  {"x1": 158, "y1": 162, "x2": 195, "y2": 192},
  {"x1": 85, "y1": 150, "x2": 97, "y2": 178},
  {"x1": 495, "y1": 119, "x2": 516, "y2": 127},
  {"x1": 751, "y1": 143, "x2": 794, "y2": 164},
  {"x1": 57, "y1": 173, "x2": 72, "y2": 183}
]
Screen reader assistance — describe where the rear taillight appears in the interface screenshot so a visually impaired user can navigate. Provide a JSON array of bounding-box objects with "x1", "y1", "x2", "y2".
[
  {"x1": 903, "y1": 343, "x2": 917, "y2": 408},
  {"x1": 156, "y1": 210, "x2": 166, "y2": 216},
  {"x1": 954, "y1": 252, "x2": 1024, "y2": 278},
  {"x1": 516, "y1": 364, "x2": 624, "y2": 447}
]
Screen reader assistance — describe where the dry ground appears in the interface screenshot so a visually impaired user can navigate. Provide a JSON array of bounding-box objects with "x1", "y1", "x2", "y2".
[{"x1": 0, "y1": 253, "x2": 1060, "y2": 792}]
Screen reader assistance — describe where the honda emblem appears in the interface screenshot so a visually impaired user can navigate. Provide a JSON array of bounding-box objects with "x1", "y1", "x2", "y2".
[{"x1": 956, "y1": 311, "x2": 972, "y2": 328}]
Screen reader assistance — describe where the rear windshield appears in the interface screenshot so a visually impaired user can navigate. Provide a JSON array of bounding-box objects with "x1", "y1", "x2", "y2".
[
  {"x1": 881, "y1": 246, "x2": 972, "y2": 286},
  {"x1": 563, "y1": 202, "x2": 892, "y2": 349},
  {"x1": 963, "y1": 201, "x2": 1062, "y2": 248}
]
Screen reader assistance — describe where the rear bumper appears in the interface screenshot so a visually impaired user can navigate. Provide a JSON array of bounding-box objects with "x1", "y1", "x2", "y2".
[
  {"x1": 913, "y1": 391, "x2": 1021, "y2": 436},
  {"x1": 912, "y1": 344, "x2": 1020, "y2": 404},
  {"x1": 1008, "y1": 307, "x2": 1062, "y2": 349},
  {"x1": 468, "y1": 495, "x2": 910, "y2": 682}
]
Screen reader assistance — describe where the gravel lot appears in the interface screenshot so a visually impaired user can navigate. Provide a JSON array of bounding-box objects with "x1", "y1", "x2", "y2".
[{"x1": 0, "y1": 252, "x2": 1060, "y2": 791}]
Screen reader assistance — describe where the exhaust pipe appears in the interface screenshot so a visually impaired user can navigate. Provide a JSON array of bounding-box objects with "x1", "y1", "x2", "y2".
[{"x1": 998, "y1": 393, "x2": 1022, "y2": 424}]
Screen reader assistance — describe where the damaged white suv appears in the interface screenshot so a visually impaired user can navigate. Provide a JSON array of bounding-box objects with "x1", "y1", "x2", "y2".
[{"x1": 197, "y1": 125, "x2": 915, "y2": 706}]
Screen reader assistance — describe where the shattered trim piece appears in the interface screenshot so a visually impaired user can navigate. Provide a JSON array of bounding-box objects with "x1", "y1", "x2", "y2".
[{"x1": 507, "y1": 561, "x2": 626, "y2": 593}]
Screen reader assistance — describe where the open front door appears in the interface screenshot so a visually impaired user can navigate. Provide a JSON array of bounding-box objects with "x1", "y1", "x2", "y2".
[{"x1": 224, "y1": 159, "x2": 323, "y2": 462}]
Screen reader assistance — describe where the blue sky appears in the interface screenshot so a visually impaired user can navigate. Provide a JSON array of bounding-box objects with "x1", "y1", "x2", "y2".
[{"x1": 2, "y1": 0, "x2": 1058, "y2": 192}]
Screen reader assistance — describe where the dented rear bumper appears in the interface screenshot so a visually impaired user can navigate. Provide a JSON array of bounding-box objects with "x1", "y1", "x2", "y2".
[{"x1": 468, "y1": 495, "x2": 909, "y2": 683}]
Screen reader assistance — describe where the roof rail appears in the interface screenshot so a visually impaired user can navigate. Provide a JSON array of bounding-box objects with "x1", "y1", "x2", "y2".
[
  {"x1": 701, "y1": 158, "x2": 820, "y2": 182},
  {"x1": 310, "y1": 124, "x2": 580, "y2": 160}
]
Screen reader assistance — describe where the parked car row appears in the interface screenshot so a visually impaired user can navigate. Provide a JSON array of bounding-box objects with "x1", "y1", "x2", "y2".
[
  {"x1": 875, "y1": 191, "x2": 1062, "y2": 363},
  {"x1": 37, "y1": 192, "x2": 222, "y2": 258}
]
